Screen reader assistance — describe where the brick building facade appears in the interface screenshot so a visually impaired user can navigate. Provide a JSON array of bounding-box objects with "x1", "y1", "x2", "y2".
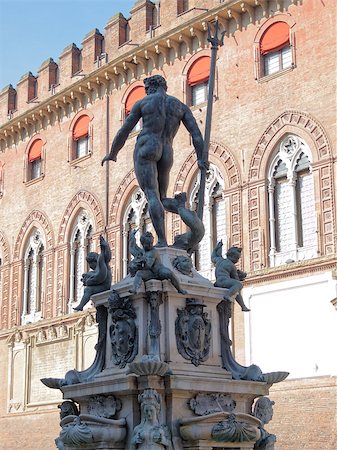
[{"x1": 0, "y1": 1, "x2": 336, "y2": 449}]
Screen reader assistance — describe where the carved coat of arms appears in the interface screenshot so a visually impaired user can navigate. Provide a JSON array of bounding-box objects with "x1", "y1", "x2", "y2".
[
  {"x1": 108, "y1": 291, "x2": 138, "y2": 368},
  {"x1": 175, "y1": 298, "x2": 211, "y2": 366}
]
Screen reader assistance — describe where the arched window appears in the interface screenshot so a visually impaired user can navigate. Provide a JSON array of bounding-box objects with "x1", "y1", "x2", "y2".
[
  {"x1": 125, "y1": 86, "x2": 146, "y2": 132},
  {"x1": 268, "y1": 135, "x2": 317, "y2": 267},
  {"x1": 187, "y1": 56, "x2": 210, "y2": 106},
  {"x1": 72, "y1": 115, "x2": 90, "y2": 159},
  {"x1": 260, "y1": 22, "x2": 292, "y2": 76},
  {"x1": 22, "y1": 229, "x2": 45, "y2": 324},
  {"x1": 68, "y1": 210, "x2": 94, "y2": 311},
  {"x1": 122, "y1": 189, "x2": 152, "y2": 277},
  {"x1": 189, "y1": 164, "x2": 226, "y2": 279},
  {"x1": 27, "y1": 139, "x2": 43, "y2": 181}
]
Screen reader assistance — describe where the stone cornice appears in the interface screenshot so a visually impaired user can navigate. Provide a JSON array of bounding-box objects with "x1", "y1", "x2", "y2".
[
  {"x1": 0, "y1": 0, "x2": 294, "y2": 145},
  {"x1": 246, "y1": 254, "x2": 337, "y2": 285}
]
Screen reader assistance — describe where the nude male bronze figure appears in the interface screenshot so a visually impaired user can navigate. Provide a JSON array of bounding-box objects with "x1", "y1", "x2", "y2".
[{"x1": 102, "y1": 75, "x2": 207, "y2": 247}]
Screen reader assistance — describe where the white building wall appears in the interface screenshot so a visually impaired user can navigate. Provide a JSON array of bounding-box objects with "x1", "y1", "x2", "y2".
[{"x1": 243, "y1": 272, "x2": 337, "y2": 379}]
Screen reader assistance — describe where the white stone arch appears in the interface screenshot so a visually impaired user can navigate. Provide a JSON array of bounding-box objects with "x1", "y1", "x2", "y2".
[
  {"x1": 21, "y1": 227, "x2": 46, "y2": 325},
  {"x1": 188, "y1": 163, "x2": 227, "y2": 280},
  {"x1": 67, "y1": 208, "x2": 94, "y2": 311},
  {"x1": 267, "y1": 134, "x2": 317, "y2": 267}
]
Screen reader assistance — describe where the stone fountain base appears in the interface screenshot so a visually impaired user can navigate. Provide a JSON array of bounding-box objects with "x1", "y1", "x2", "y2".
[{"x1": 50, "y1": 248, "x2": 283, "y2": 450}]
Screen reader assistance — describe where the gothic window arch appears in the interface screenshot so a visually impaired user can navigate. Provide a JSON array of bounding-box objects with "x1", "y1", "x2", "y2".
[
  {"x1": 21, "y1": 228, "x2": 45, "y2": 324},
  {"x1": 189, "y1": 163, "x2": 227, "y2": 279},
  {"x1": 268, "y1": 135, "x2": 317, "y2": 267},
  {"x1": 122, "y1": 188, "x2": 152, "y2": 277},
  {"x1": 68, "y1": 209, "x2": 94, "y2": 311}
]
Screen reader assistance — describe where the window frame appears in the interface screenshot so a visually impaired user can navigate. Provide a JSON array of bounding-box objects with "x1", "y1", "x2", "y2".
[
  {"x1": 24, "y1": 137, "x2": 45, "y2": 185},
  {"x1": 268, "y1": 135, "x2": 318, "y2": 267},
  {"x1": 69, "y1": 112, "x2": 93, "y2": 164},
  {"x1": 253, "y1": 16, "x2": 296, "y2": 82}
]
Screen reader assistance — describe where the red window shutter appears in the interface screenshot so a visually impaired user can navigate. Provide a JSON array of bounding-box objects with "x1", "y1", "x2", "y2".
[
  {"x1": 187, "y1": 56, "x2": 211, "y2": 86},
  {"x1": 28, "y1": 140, "x2": 43, "y2": 162},
  {"x1": 125, "y1": 86, "x2": 146, "y2": 115},
  {"x1": 73, "y1": 115, "x2": 90, "y2": 140},
  {"x1": 260, "y1": 22, "x2": 290, "y2": 55}
]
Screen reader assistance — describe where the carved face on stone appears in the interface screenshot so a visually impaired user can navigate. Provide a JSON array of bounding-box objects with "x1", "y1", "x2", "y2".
[
  {"x1": 143, "y1": 404, "x2": 157, "y2": 421},
  {"x1": 173, "y1": 255, "x2": 193, "y2": 276},
  {"x1": 114, "y1": 321, "x2": 132, "y2": 357}
]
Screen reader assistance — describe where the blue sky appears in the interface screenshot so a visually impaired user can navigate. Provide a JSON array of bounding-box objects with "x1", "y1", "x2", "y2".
[{"x1": 0, "y1": 0, "x2": 135, "y2": 90}]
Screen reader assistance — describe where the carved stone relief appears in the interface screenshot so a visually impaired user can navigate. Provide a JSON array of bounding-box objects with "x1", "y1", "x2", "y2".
[
  {"x1": 189, "y1": 393, "x2": 236, "y2": 416},
  {"x1": 87, "y1": 394, "x2": 122, "y2": 419},
  {"x1": 175, "y1": 298, "x2": 211, "y2": 366},
  {"x1": 212, "y1": 414, "x2": 259, "y2": 443},
  {"x1": 108, "y1": 290, "x2": 138, "y2": 368}
]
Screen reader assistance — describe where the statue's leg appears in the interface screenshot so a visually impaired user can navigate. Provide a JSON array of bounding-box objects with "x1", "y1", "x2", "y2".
[
  {"x1": 134, "y1": 155, "x2": 167, "y2": 247},
  {"x1": 73, "y1": 288, "x2": 92, "y2": 311},
  {"x1": 160, "y1": 268, "x2": 187, "y2": 295},
  {"x1": 129, "y1": 270, "x2": 153, "y2": 293},
  {"x1": 235, "y1": 293, "x2": 250, "y2": 312},
  {"x1": 226, "y1": 279, "x2": 242, "y2": 298}
]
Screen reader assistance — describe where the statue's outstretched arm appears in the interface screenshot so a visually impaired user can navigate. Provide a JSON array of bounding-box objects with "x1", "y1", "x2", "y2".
[{"x1": 102, "y1": 102, "x2": 142, "y2": 165}]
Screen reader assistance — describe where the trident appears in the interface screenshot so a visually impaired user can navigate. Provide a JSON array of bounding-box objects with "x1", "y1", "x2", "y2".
[{"x1": 197, "y1": 20, "x2": 225, "y2": 220}]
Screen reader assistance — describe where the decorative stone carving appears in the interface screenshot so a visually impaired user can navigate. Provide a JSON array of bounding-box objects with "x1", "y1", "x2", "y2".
[
  {"x1": 128, "y1": 291, "x2": 170, "y2": 376},
  {"x1": 253, "y1": 397, "x2": 276, "y2": 450},
  {"x1": 175, "y1": 298, "x2": 211, "y2": 366},
  {"x1": 280, "y1": 135, "x2": 301, "y2": 157},
  {"x1": 179, "y1": 411, "x2": 261, "y2": 443},
  {"x1": 212, "y1": 414, "x2": 259, "y2": 443},
  {"x1": 131, "y1": 389, "x2": 173, "y2": 450},
  {"x1": 108, "y1": 290, "x2": 138, "y2": 368},
  {"x1": 87, "y1": 394, "x2": 122, "y2": 419},
  {"x1": 172, "y1": 254, "x2": 193, "y2": 276},
  {"x1": 189, "y1": 393, "x2": 236, "y2": 416},
  {"x1": 58, "y1": 417, "x2": 94, "y2": 447},
  {"x1": 56, "y1": 414, "x2": 127, "y2": 449},
  {"x1": 58, "y1": 401, "x2": 79, "y2": 420}
]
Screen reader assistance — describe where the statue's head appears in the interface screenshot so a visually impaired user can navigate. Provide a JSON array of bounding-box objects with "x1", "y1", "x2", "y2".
[
  {"x1": 226, "y1": 246, "x2": 242, "y2": 263},
  {"x1": 144, "y1": 75, "x2": 167, "y2": 94},
  {"x1": 140, "y1": 231, "x2": 154, "y2": 250},
  {"x1": 139, "y1": 389, "x2": 160, "y2": 422},
  {"x1": 172, "y1": 255, "x2": 193, "y2": 276},
  {"x1": 86, "y1": 251, "x2": 99, "y2": 269}
]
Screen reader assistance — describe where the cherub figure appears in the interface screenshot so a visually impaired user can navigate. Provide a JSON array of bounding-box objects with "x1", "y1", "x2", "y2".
[
  {"x1": 128, "y1": 230, "x2": 187, "y2": 295},
  {"x1": 73, "y1": 235, "x2": 112, "y2": 311},
  {"x1": 211, "y1": 241, "x2": 250, "y2": 312}
]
